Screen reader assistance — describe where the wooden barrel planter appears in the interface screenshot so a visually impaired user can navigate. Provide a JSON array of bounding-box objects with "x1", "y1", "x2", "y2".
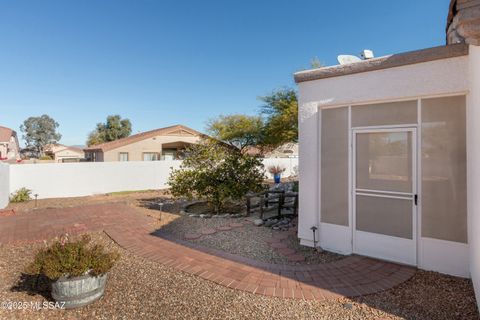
[{"x1": 51, "y1": 273, "x2": 108, "y2": 309}]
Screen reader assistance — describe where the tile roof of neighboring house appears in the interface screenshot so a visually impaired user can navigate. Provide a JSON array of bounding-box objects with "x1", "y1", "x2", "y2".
[
  {"x1": 44, "y1": 144, "x2": 84, "y2": 154},
  {"x1": 0, "y1": 126, "x2": 15, "y2": 142},
  {"x1": 84, "y1": 124, "x2": 206, "y2": 152}
]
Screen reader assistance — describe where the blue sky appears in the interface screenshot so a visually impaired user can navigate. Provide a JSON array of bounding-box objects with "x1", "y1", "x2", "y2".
[{"x1": 0, "y1": 0, "x2": 450, "y2": 146}]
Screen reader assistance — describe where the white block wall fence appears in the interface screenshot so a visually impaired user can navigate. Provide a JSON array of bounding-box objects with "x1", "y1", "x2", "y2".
[
  {"x1": 0, "y1": 164, "x2": 9, "y2": 209},
  {"x1": 0, "y1": 158, "x2": 298, "y2": 206}
]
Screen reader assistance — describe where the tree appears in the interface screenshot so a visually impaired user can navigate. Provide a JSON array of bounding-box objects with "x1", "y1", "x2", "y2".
[
  {"x1": 168, "y1": 140, "x2": 265, "y2": 213},
  {"x1": 86, "y1": 115, "x2": 132, "y2": 146},
  {"x1": 20, "y1": 115, "x2": 62, "y2": 157},
  {"x1": 310, "y1": 56, "x2": 324, "y2": 68},
  {"x1": 259, "y1": 88, "x2": 298, "y2": 148},
  {"x1": 206, "y1": 114, "x2": 263, "y2": 152}
]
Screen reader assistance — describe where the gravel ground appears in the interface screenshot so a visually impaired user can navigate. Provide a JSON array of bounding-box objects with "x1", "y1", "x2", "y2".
[
  {"x1": 0, "y1": 232, "x2": 477, "y2": 320},
  {"x1": 154, "y1": 211, "x2": 343, "y2": 265}
]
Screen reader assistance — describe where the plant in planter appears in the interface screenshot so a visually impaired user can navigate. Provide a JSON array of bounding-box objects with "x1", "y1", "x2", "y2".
[
  {"x1": 26, "y1": 234, "x2": 119, "y2": 309},
  {"x1": 268, "y1": 165, "x2": 286, "y2": 183}
]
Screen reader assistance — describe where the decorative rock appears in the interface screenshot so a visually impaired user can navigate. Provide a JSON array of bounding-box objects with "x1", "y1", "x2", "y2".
[
  {"x1": 264, "y1": 219, "x2": 278, "y2": 227},
  {"x1": 276, "y1": 247, "x2": 296, "y2": 256},
  {"x1": 270, "y1": 242, "x2": 288, "y2": 249},
  {"x1": 286, "y1": 254, "x2": 306, "y2": 262},
  {"x1": 184, "y1": 233, "x2": 202, "y2": 240},
  {"x1": 265, "y1": 238, "x2": 279, "y2": 244},
  {"x1": 253, "y1": 219, "x2": 264, "y2": 226},
  {"x1": 188, "y1": 214, "x2": 200, "y2": 218},
  {"x1": 272, "y1": 233, "x2": 289, "y2": 240},
  {"x1": 201, "y1": 228, "x2": 216, "y2": 235},
  {"x1": 199, "y1": 214, "x2": 212, "y2": 219},
  {"x1": 230, "y1": 222, "x2": 244, "y2": 228},
  {"x1": 343, "y1": 303, "x2": 353, "y2": 310}
]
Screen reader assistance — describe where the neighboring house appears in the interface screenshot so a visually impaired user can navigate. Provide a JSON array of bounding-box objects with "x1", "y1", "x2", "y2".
[
  {"x1": 44, "y1": 144, "x2": 85, "y2": 163},
  {"x1": 84, "y1": 124, "x2": 204, "y2": 162},
  {"x1": 244, "y1": 143, "x2": 298, "y2": 158},
  {"x1": 0, "y1": 126, "x2": 20, "y2": 162},
  {"x1": 265, "y1": 142, "x2": 298, "y2": 158},
  {"x1": 294, "y1": 0, "x2": 480, "y2": 293}
]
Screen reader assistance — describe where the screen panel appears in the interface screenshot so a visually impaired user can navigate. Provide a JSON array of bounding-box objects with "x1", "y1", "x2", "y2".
[
  {"x1": 356, "y1": 195, "x2": 413, "y2": 239},
  {"x1": 352, "y1": 100, "x2": 417, "y2": 127},
  {"x1": 321, "y1": 107, "x2": 349, "y2": 226},
  {"x1": 421, "y1": 96, "x2": 467, "y2": 243}
]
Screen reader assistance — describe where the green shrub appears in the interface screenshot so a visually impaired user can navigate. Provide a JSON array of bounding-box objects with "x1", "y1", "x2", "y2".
[
  {"x1": 292, "y1": 181, "x2": 299, "y2": 192},
  {"x1": 168, "y1": 140, "x2": 265, "y2": 213},
  {"x1": 39, "y1": 155, "x2": 53, "y2": 160},
  {"x1": 10, "y1": 187, "x2": 32, "y2": 202},
  {"x1": 26, "y1": 234, "x2": 119, "y2": 280}
]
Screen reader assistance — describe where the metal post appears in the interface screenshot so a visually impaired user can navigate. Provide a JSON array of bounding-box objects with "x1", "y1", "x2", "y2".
[{"x1": 310, "y1": 226, "x2": 318, "y2": 251}]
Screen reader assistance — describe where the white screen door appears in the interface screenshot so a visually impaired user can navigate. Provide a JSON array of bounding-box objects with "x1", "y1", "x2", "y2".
[{"x1": 353, "y1": 127, "x2": 417, "y2": 265}]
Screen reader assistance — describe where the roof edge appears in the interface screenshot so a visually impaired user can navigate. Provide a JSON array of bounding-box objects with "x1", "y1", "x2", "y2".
[
  {"x1": 294, "y1": 44, "x2": 469, "y2": 84},
  {"x1": 84, "y1": 124, "x2": 206, "y2": 152}
]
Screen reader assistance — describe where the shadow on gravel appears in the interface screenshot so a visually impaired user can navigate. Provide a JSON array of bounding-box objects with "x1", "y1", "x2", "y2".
[{"x1": 11, "y1": 273, "x2": 53, "y2": 300}]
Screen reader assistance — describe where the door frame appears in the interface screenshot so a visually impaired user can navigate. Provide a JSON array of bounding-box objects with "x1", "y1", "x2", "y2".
[{"x1": 351, "y1": 126, "x2": 418, "y2": 265}]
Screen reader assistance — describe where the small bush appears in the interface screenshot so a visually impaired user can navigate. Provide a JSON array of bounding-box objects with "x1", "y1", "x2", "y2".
[
  {"x1": 168, "y1": 140, "x2": 265, "y2": 213},
  {"x1": 10, "y1": 187, "x2": 32, "y2": 203},
  {"x1": 39, "y1": 155, "x2": 53, "y2": 160},
  {"x1": 292, "y1": 181, "x2": 299, "y2": 192},
  {"x1": 26, "y1": 234, "x2": 119, "y2": 280}
]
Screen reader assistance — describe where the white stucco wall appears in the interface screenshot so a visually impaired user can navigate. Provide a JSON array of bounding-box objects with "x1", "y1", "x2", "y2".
[
  {"x1": 0, "y1": 158, "x2": 298, "y2": 205},
  {"x1": 298, "y1": 55, "x2": 469, "y2": 249},
  {"x1": 467, "y1": 45, "x2": 480, "y2": 305},
  {"x1": 297, "y1": 53, "x2": 477, "y2": 281},
  {"x1": 0, "y1": 163, "x2": 9, "y2": 208},
  {"x1": 9, "y1": 161, "x2": 183, "y2": 199}
]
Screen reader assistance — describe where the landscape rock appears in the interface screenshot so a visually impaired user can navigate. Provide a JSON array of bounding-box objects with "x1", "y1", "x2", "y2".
[
  {"x1": 264, "y1": 219, "x2": 278, "y2": 227},
  {"x1": 253, "y1": 219, "x2": 264, "y2": 226}
]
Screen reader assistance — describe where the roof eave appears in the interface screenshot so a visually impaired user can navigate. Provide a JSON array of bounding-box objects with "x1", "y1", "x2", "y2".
[{"x1": 294, "y1": 44, "x2": 469, "y2": 84}]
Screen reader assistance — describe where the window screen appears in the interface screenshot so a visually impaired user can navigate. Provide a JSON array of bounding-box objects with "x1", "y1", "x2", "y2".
[
  {"x1": 421, "y1": 96, "x2": 467, "y2": 243},
  {"x1": 352, "y1": 100, "x2": 417, "y2": 127},
  {"x1": 321, "y1": 107, "x2": 349, "y2": 226}
]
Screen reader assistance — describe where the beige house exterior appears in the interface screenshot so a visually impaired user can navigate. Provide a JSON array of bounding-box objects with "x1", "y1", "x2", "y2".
[
  {"x1": 44, "y1": 144, "x2": 85, "y2": 163},
  {"x1": 84, "y1": 124, "x2": 204, "y2": 162},
  {"x1": 0, "y1": 126, "x2": 20, "y2": 162}
]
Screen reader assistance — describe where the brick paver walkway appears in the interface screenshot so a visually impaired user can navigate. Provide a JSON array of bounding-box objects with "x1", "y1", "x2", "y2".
[{"x1": 0, "y1": 203, "x2": 415, "y2": 300}]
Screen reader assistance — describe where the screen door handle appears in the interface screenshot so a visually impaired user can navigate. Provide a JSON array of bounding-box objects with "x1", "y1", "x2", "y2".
[{"x1": 414, "y1": 194, "x2": 418, "y2": 206}]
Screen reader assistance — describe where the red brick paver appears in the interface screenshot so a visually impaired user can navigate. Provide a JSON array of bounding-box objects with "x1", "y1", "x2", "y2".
[{"x1": 0, "y1": 203, "x2": 416, "y2": 300}]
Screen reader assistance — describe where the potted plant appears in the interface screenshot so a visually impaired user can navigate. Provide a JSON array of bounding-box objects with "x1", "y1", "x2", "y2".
[
  {"x1": 26, "y1": 234, "x2": 119, "y2": 309},
  {"x1": 268, "y1": 165, "x2": 286, "y2": 184}
]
